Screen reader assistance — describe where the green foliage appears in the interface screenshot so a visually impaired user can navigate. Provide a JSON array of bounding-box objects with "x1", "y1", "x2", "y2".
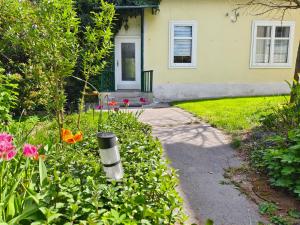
[
  {"x1": 0, "y1": 67, "x2": 19, "y2": 126},
  {"x1": 270, "y1": 215, "x2": 290, "y2": 225},
  {"x1": 258, "y1": 202, "x2": 278, "y2": 216},
  {"x1": 260, "y1": 103, "x2": 300, "y2": 134},
  {"x1": 261, "y1": 83, "x2": 300, "y2": 134},
  {"x1": 77, "y1": 0, "x2": 115, "y2": 128},
  {"x1": 247, "y1": 85, "x2": 300, "y2": 203},
  {"x1": 2, "y1": 111, "x2": 184, "y2": 224},
  {"x1": 288, "y1": 209, "x2": 300, "y2": 219},
  {"x1": 231, "y1": 137, "x2": 242, "y2": 148},
  {"x1": 81, "y1": 1, "x2": 114, "y2": 80},
  {"x1": 205, "y1": 219, "x2": 214, "y2": 225},
  {"x1": 0, "y1": 130, "x2": 49, "y2": 224},
  {"x1": 259, "y1": 128, "x2": 300, "y2": 197},
  {"x1": 0, "y1": 0, "x2": 79, "y2": 132}
]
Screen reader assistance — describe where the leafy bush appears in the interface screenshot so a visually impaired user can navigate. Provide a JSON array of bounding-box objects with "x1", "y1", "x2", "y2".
[
  {"x1": 0, "y1": 68, "x2": 18, "y2": 126},
  {"x1": 270, "y1": 215, "x2": 290, "y2": 225},
  {"x1": 260, "y1": 102, "x2": 299, "y2": 134},
  {"x1": 1, "y1": 111, "x2": 184, "y2": 224},
  {"x1": 260, "y1": 84, "x2": 299, "y2": 133},
  {"x1": 250, "y1": 86, "x2": 300, "y2": 197},
  {"x1": 259, "y1": 202, "x2": 278, "y2": 216},
  {"x1": 258, "y1": 128, "x2": 300, "y2": 197}
]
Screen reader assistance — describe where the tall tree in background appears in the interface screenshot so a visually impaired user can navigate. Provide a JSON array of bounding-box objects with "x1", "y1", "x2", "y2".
[
  {"x1": 0, "y1": 0, "x2": 79, "y2": 139},
  {"x1": 235, "y1": 0, "x2": 300, "y2": 102},
  {"x1": 77, "y1": 0, "x2": 115, "y2": 129}
]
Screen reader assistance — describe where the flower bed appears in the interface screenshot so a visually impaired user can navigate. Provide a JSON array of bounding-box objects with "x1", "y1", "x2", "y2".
[{"x1": 1, "y1": 111, "x2": 184, "y2": 224}]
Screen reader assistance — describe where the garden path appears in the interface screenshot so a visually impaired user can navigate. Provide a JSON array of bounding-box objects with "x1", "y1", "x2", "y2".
[{"x1": 138, "y1": 106, "x2": 266, "y2": 225}]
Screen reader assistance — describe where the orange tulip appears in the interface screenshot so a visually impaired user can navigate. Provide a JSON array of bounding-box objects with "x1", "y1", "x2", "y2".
[
  {"x1": 108, "y1": 101, "x2": 117, "y2": 107},
  {"x1": 61, "y1": 128, "x2": 83, "y2": 144},
  {"x1": 33, "y1": 153, "x2": 46, "y2": 161},
  {"x1": 73, "y1": 131, "x2": 83, "y2": 142}
]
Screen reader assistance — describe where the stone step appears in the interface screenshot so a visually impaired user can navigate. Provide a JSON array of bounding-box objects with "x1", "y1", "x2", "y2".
[
  {"x1": 101, "y1": 90, "x2": 152, "y2": 99},
  {"x1": 85, "y1": 91, "x2": 154, "y2": 110}
]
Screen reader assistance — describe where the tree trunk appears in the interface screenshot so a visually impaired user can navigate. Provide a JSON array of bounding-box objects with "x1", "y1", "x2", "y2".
[
  {"x1": 290, "y1": 41, "x2": 300, "y2": 103},
  {"x1": 77, "y1": 80, "x2": 88, "y2": 130}
]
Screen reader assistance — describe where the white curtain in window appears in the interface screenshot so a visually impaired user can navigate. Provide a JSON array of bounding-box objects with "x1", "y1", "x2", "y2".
[
  {"x1": 174, "y1": 26, "x2": 192, "y2": 57},
  {"x1": 174, "y1": 39, "x2": 192, "y2": 56},
  {"x1": 174, "y1": 26, "x2": 192, "y2": 37},
  {"x1": 274, "y1": 40, "x2": 289, "y2": 63},
  {"x1": 255, "y1": 39, "x2": 271, "y2": 63},
  {"x1": 253, "y1": 24, "x2": 292, "y2": 65}
]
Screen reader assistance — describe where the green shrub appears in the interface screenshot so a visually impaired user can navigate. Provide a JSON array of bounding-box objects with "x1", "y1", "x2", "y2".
[
  {"x1": 0, "y1": 68, "x2": 18, "y2": 126},
  {"x1": 260, "y1": 128, "x2": 300, "y2": 197},
  {"x1": 258, "y1": 202, "x2": 278, "y2": 216},
  {"x1": 260, "y1": 103, "x2": 299, "y2": 134},
  {"x1": 4, "y1": 111, "x2": 185, "y2": 224},
  {"x1": 270, "y1": 215, "x2": 290, "y2": 225}
]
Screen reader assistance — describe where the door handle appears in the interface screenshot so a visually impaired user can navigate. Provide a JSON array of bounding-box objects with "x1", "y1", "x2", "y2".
[{"x1": 117, "y1": 60, "x2": 119, "y2": 67}]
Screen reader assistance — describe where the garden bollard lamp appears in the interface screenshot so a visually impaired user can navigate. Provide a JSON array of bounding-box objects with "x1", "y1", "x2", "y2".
[{"x1": 97, "y1": 132, "x2": 124, "y2": 181}]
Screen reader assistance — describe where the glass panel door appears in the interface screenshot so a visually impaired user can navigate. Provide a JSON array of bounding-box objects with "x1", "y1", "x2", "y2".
[
  {"x1": 121, "y1": 43, "x2": 136, "y2": 81},
  {"x1": 115, "y1": 37, "x2": 141, "y2": 90}
]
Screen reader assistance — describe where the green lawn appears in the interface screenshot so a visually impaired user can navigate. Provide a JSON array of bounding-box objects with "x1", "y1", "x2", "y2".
[{"x1": 173, "y1": 96, "x2": 289, "y2": 134}]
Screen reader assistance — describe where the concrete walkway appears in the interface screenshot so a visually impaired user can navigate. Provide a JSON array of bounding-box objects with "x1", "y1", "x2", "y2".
[{"x1": 139, "y1": 107, "x2": 266, "y2": 225}]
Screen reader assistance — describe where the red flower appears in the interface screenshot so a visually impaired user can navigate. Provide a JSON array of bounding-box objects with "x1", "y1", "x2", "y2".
[
  {"x1": 123, "y1": 99, "x2": 130, "y2": 107},
  {"x1": 139, "y1": 98, "x2": 147, "y2": 104}
]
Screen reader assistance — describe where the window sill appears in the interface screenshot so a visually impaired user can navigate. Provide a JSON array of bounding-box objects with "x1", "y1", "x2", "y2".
[
  {"x1": 169, "y1": 63, "x2": 197, "y2": 69},
  {"x1": 250, "y1": 63, "x2": 292, "y2": 69}
]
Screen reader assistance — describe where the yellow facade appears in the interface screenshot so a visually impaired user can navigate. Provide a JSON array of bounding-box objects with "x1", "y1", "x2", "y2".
[{"x1": 143, "y1": 0, "x2": 300, "y2": 100}]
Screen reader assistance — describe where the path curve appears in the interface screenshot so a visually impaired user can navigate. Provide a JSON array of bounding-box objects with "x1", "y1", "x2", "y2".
[{"x1": 139, "y1": 107, "x2": 266, "y2": 225}]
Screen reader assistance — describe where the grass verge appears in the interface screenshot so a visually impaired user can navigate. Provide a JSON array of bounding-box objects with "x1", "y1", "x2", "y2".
[{"x1": 172, "y1": 95, "x2": 288, "y2": 135}]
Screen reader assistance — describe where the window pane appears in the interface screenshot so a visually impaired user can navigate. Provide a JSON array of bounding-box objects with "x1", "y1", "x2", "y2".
[
  {"x1": 174, "y1": 39, "x2": 192, "y2": 63},
  {"x1": 275, "y1": 26, "x2": 290, "y2": 38},
  {"x1": 174, "y1": 26, "x2": 192, "y2": 37},
  {"x1": 121, "y1": 43, "x2": 135, "y2": 81},
  {"x1": 257, "y1": 26, "x2": 272, "y2": 38},
  {"x1": 255, "y1": 39, "x2": 271, "y2": 63},
  {"x1": 274, "y1": 40, "x2": 289, "y2": 63}
]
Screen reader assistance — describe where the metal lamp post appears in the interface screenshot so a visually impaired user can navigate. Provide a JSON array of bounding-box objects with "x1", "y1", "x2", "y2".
[{"x1": 97, "y1": 132, "x2": 124, "y2": 181}]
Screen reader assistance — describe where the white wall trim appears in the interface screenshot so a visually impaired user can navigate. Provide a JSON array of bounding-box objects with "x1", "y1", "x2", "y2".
[
  {"x1": 153, "y1": 82, "x2": 290, "y2": 102},
  {"x1": 169, "y1": 20, "x2": 197, "y2": 69},
  {"x1": 250, "y1": 20, "x2": 295, "y2": 69}
]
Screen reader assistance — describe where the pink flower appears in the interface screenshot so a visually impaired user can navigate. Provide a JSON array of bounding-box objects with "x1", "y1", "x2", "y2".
[
  {"x1": 23, "y1": 144, "x2": 38, "y2": 158},
  {"x1": 95, "y1": 105, "x2": 103, "y2": 110},
  {"x1": 123, "y1": 99, "x2": 130, "y2": 107},
  {"x1": 3, "y1": 150, "x2": 17, "y2": 161},
  {"x1": 0, "y1": 140, "x2": 16, "y2": 161},
  {"x1": 0, "y1": 133, "x2": 13, "y2": 143}
]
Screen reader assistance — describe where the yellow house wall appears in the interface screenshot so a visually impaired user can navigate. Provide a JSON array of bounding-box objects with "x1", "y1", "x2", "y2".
[{"x1": 144, "y1": 0, "x2": 300, "y2": 100}]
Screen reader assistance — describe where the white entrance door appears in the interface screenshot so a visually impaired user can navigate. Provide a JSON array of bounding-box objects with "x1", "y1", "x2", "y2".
[{"x1": 115, "y1": 37, "x2": 141, "y2": 90}]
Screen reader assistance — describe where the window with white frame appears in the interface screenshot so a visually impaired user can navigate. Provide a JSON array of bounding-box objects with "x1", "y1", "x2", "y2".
[
  {"x1": 169, "y1": 21, "x2": 197, "y2": 68},
  {"x1": 251, "y1": 21, "x2": 295, "y2": 68}
]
